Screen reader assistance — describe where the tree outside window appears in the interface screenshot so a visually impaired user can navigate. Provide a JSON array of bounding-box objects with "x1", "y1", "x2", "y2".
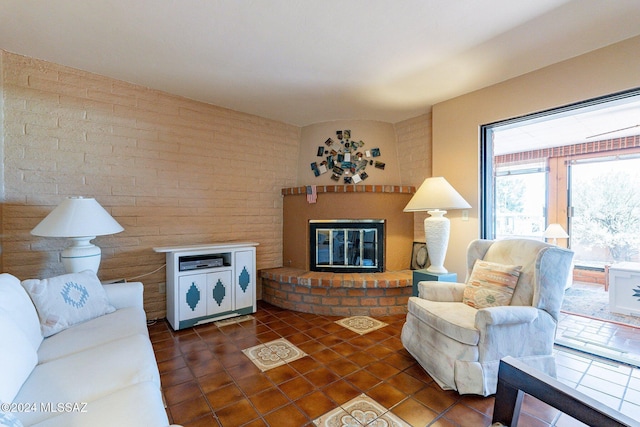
[{"x1": 571, "y1": 159, "x2": 640, "y2": 266}]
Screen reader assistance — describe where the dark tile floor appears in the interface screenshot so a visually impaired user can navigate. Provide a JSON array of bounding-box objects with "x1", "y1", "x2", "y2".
[{"x1": 150, "y1": 301, "x2": 640, "y2": 427}]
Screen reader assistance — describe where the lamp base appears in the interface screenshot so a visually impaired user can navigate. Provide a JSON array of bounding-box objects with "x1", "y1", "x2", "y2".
[
  {"x1": 61, "y1": 236, "x2": 101, "y2": 273},
  {"x1": 424, "y1": 210, "x2": 450, "y2": 274}
]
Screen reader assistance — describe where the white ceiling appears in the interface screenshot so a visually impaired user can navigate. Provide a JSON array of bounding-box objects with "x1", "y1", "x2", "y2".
[
  {"x1": 493, "y1": 94, "x2": 640, "y2": 155},
  {"x1": 1, "y1": 0, "x2": 640, "y2": 127}
]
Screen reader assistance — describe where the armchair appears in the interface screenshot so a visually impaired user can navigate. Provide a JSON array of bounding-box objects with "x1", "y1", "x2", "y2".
[{"x1": 401, "y1": 238, "x2": 574, "y2": 396}]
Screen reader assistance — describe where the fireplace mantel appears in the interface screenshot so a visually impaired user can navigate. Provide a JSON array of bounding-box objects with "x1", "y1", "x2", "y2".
[
  {"x1": 282, "y1": 185, "x2": 415, "y2": 196},
  {"x1": 282, "y1": 185, "x2": 415, "y2": 271}
]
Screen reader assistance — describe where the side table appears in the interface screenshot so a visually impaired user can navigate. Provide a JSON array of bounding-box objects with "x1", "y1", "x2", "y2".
[{"x1": 412, "y1": 269, "x2": 458, "y2": 296}]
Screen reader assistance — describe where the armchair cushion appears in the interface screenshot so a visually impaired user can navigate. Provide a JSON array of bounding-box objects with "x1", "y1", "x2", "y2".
[
  {"x1": 408, "y1": 297, "x2": 480, "y2": 346},
  {"x1": 21, "y1": 270, "x2": 115, "y2": 337},
  {"x1": 463, "y1": 260, "x2": 521, "y2": 309}
]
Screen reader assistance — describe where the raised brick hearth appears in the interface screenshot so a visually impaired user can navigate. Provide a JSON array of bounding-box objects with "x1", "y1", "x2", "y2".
[{"x1": 260, "y1": 267, "x2": 412, "y2": 317}]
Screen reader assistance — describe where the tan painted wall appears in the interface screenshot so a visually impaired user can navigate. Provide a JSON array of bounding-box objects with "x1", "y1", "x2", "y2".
[
  {"x1": 298, "y1": 120, "x2": 401, "y2": 186},
  {"x1": 432, "y1": 35, "x2": 640, "y2": 278},
  {"x1": 1, "y1": 51, "x2": 300, "y2": 319}
]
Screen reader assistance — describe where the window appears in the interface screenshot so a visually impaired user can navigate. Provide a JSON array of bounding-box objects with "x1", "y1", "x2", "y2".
[
  {"x1": 569, "y1": 155, "x2": 640, "y2": 267},
  {"x1": 481, "y1": 88, "x2": 640, "y2": 270},
  {"x1": 495, "y1": 161, "x2": 547, "y2": 240}
]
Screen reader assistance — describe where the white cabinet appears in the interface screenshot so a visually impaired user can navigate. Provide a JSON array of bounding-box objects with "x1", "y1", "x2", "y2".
[
  {"x1": 608, "y1": 262, "x2": 640, "y2": 317},
  {"x1": 154, "y1": 242, "x2": 258, "y2": 330}
]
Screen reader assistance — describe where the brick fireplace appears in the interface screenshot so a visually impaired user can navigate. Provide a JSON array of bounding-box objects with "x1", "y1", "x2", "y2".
[{"x1": 261, "y1": 185, "x2": 416, "y2": 316}]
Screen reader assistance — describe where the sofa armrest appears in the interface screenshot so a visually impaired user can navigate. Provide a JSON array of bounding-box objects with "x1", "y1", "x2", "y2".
[
  {"x1": 418, "y1": 281, "x2": 466, "y2": 302},
  {"x1": 103, "y1": 282, "x2": 144, "y2": 309},
  {"x1": 475, "y1": 306, "x2": 538, "y2": 328}
]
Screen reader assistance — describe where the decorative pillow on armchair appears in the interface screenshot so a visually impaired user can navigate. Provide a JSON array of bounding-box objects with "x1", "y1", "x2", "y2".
[
  {"x1": 21, "y1": 270, "x2": 115, "y2": 337},
  {"x1": 463, "y1": 260, "x2": 521, "y2": 309}
]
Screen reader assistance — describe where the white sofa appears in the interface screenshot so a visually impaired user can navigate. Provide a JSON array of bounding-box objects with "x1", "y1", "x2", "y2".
[{"x1": 0, "y1": 272, "x2": 176, "y2": 427}]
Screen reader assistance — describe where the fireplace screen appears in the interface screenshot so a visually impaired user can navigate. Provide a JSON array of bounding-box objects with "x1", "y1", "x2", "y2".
[{"x1": 309, "y1": 220, "x2": 384, "y2": 273}]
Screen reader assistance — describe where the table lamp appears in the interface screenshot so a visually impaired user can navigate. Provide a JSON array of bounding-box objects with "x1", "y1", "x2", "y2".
[
  {"x1": 404, "y1": 177, "x2": 471, "y2": 274},
  {"x1": 31, "y1": 197, "x2": 124, "y2": 273},
  {"x1": 543, "y1": 223, "x2": 569, "y2": 245}
]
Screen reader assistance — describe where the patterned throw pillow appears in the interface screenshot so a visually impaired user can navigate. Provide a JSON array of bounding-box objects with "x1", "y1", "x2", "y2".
[
  {"x1": 463, "y1": 260, "x2": 521, "y2": 309},
  {"x1": 21, "y1": 270, "x2": 115, "y2": 337}
]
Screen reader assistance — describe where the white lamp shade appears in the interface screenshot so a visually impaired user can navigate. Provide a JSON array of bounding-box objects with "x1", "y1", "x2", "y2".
[
  {"x1": 543, "y1": 223, "x2": 569, "y2": 239},
  {"x1": 403, "y1": 177, "x2": 471, "y2": 212},
  {"x1": 31, "y1": 197, "x2": 124, "y2": 237}
]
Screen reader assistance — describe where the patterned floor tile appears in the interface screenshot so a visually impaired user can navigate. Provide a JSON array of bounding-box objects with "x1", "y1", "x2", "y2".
[
  {"x1": 313, "y1": 394, "x2": 410, "y2": 426},
  {"x1": 242, "y1": 338, "x2": 307, "y2": 371},
  {"x1": 214, "y1": 314, "x2": 255, "y2": 327},
  {"x1": 336, "y1": 316, "x2": 388, "y2": 335}
]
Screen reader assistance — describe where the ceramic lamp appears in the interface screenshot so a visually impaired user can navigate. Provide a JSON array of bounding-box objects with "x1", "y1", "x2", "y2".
[
  {"x1": 31, "y1": 197, "x2": 124, "y2": 273},
  {"x1": 404, "y1": 177, "x2": 471, "y2": 273}
]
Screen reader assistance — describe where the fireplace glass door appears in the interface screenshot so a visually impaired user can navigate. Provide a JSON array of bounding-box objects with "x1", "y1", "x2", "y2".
[{"x1": 310, "y1": 220, "x2": 384, "y2": 273}]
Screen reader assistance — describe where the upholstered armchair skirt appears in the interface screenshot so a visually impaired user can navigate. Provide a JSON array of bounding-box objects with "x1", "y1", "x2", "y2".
[{"x1": 401, "y1": 239, "x2": 574, "y2": 396}]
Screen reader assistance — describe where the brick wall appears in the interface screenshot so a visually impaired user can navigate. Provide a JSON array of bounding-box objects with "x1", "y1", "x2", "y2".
[
  {"x1": 1, "y1": 51, "x2": 300, "y2": 319},
  {"x1": 394, "y1": 113, "x2": 432, "y2": 242}
]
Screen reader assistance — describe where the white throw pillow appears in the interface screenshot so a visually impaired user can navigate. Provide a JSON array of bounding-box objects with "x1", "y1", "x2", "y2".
[
  {"x1": 21, "y1": 270, "x2": 115, "y2": 337},
  {"x1": 0, "y1": 273, "x2": 43, "y2": 350},
  {"x1": 0, "y1": 315, "x2": 38, "y2": 404}
]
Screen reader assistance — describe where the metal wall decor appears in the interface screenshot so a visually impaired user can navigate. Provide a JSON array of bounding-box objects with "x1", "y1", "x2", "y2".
[{"x1": 311, "y1": 130, "x2": 385, "y2": 183}]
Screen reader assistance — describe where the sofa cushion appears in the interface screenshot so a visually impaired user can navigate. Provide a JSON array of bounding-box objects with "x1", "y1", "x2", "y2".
[
  {"x1": 13, "y1": 334, "x2": 160, "y2": 426},
  {"x1": 407, "y1": 297, "x2": 480, "y2": 346},
  {"x1": 21, "y1": 270, "x2": 115, "y2": 337},
  {"x1": 37, "y1": 307, "x2": 148, "y2": 363},
  {"x1": 0, "y1": 273, "x2": 43, "y2": 350},
  {"x1": 26, "y1": 382, "x2": 169, "y2": 427},
  {"x1": 0, "y1": 315, "x2": 38, "y2": 403},
  {"x1": 463, "y1": 260, "x2": 521, "y2": 309}
]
